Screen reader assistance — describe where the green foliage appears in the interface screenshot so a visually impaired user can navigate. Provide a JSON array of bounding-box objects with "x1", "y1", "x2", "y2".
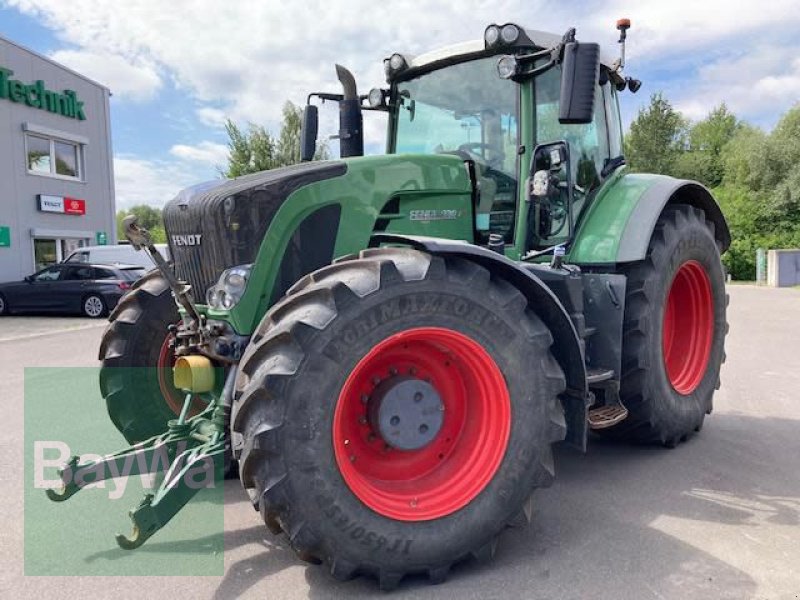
[
  {"x1": 222, "y1": 101, "x2": 329, "y2": 178},
  {"x1": 116, "y1": 205, "x2": 166, "y2": 244},
  {"x1": 625, "y1": 97, "x2": 800, "y2": 280},
  {"x1": 624, "y1": 93, "x2": 688, "y2": 176}
]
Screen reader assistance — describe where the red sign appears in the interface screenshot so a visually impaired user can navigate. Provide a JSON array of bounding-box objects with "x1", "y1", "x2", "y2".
[{"x1": 63, "y1": 197, "x2": 86, "y2": 215}]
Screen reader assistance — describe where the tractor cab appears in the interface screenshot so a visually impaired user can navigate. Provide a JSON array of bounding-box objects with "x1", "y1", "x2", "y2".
[{"x1": 302, "y1": 22, "x2": 639, "y2": 258}]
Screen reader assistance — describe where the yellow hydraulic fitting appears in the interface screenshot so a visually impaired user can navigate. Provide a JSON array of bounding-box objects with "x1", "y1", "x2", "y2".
[{"x1": 173, "y1": 355, "x2": 215, "y2": 393}]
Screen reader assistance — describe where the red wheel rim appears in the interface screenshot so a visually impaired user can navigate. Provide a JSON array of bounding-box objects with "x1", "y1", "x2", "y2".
[
  {"x1": 662, "y1": 260, "x2": 714, "y2": 394},
  {"x1": 333, "y1": 327, "x2": 511, "y2": 521}
]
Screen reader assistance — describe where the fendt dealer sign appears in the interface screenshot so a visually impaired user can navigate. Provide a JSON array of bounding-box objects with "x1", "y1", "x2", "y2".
[
  {"x1": 0, "y1": 66, "x2": 86, "y2": 120},
  {"x1": 38, "y1": 195, "x2": 86, "y2": 216}
]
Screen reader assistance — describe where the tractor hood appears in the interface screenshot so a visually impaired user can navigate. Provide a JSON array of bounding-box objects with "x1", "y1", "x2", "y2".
[{"x1": 163, "y1": 160, "x2": 347, "y2": 298}]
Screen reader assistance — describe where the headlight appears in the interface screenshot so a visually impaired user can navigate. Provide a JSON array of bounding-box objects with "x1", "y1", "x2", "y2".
[{"x1": 206, "y1": 264, "x2": 252, "y2": 310}]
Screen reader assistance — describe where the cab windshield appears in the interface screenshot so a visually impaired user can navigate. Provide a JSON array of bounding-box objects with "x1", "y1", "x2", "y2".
[{"x1": 393, "y1": 57, "x2": 520, "y2": 242}]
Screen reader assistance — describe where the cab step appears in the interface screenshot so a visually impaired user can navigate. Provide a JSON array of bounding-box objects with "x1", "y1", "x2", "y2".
[
  {"x1": 586, "y1": 367, "x2": 614, "y2": 385},
  {"x1": 588, "y1": 404, "x2": 629, "y2": 429}
]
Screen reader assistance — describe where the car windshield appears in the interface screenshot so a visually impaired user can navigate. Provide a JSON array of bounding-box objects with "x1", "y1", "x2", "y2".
[{"x1": 394, "y1": 57, "x2": 519, "y2": 177}]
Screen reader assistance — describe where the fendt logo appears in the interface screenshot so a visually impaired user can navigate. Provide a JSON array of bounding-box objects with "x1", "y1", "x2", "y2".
[{"x1": 171, "y1": 234, "x2": 202, "y2": 246}]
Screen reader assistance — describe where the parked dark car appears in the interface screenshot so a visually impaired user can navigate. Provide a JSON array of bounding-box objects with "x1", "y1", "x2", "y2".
[{"x1": 0, "y1": 263, "x2": 145, "y2": 318}]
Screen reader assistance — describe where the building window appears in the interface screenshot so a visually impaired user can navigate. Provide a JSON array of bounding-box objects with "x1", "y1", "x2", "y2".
[{"x1": 26, "y1": 133, "x2": 82, "y2": 180}]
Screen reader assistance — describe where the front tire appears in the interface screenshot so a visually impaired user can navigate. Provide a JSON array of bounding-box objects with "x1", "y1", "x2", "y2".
[
  {"x1": 607, "y1": 204, "x2": 728, "y2": 446},
  {"x1": 233, "y1": 248, "x2": 566, "y2": 589},
  {"x1": 0, "y1": 293, "x2": 8, "y2": 316},
  {"x1": 99, "y1": 271, "x2": 182, "y2": 443}
]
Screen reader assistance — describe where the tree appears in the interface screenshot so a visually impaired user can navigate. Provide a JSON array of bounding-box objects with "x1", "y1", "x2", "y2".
[
  {"x1": 675, "y1": 103, "x2": 741, "y2": 187},
  {"x1": 625, "y1": 93, "x2": 688, "y2": 176},
  {"x1": 222, "y1": 101, "x2": 329, "y2": 178},
  {"x1": 116, "y1": 205, "x2": 166, "y2": 243}
]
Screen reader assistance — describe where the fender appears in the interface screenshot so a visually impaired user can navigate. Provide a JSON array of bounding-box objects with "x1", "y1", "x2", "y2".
[
  {"x1": 569, "y1": 172, "x2": 731, "y2": 265},
  {"x1": 371, "y1": 233, "x2": 589, "y2": 448}
]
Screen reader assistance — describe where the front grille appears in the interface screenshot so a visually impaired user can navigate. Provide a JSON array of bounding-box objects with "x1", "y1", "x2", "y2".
[{"x1": 162, "y1": 161, "x2": 346, "y2": 299}]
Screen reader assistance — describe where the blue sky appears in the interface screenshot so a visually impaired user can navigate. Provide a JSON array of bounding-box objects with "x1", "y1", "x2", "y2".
[{"x1": 2, "y1": 0, "x2": 798, "y2": 209}]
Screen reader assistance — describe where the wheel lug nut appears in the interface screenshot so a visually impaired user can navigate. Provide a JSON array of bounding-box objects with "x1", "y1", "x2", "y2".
[
  {"x1": 414, "y1": 392, "x2": 423, "y2": 403},
  {"x1": 419, "y1": 424, "x2": 428, "y2": 434},
  {"x1": 390, "y1": 416, "x2": 400, "y2": 426}
]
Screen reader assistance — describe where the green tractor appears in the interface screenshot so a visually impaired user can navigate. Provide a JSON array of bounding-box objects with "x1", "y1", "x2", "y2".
[{"x1": 47, "y1": 20, "x2": 729, "y2": 589}]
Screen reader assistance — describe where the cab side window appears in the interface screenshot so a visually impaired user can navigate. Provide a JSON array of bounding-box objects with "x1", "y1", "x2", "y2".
[
  {"x1": 604, "y1": 82, "x2": 624, "y2": 159},
  {"x1": 534, "y1": 66, "x2": 610, "y2": 194}
]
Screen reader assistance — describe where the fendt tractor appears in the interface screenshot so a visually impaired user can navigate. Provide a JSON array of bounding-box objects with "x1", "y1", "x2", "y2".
[{"x1": 46, "y1": 20, "x2": 729, "y2": 589}]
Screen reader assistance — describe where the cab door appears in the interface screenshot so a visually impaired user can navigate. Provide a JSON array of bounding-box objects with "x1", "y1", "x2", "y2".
[{"x1": 524, "y1": 66, "x2": 613, "y2": 251}]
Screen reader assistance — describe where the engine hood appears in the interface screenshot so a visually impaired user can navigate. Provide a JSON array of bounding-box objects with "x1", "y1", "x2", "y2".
[{"x1": 163, "y1": 160, "x2": 347, "y2": 297}]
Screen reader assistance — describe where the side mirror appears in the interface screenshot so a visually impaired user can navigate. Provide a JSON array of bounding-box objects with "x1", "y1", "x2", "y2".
[
  {"x1": 300, "y1": 104, "x2": 319, "y2": 162},
  {"x1": 559, "y1": 42, "x2": 600, "y2": 124}
]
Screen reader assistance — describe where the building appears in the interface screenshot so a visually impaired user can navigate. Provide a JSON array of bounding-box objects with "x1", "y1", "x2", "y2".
[{"x1": 0, "y1": 35, "x2": 115, "y2": 282}]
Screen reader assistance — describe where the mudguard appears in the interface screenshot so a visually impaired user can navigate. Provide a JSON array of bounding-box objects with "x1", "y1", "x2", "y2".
[
  {"x1": 370, "y1": 233, "x2": 589, "y2": 448},
  {"x1": 569, "y1": 172, "x2": 731, "y2": 265}
]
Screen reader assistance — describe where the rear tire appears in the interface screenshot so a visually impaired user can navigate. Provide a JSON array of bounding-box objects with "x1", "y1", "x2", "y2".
[
  {"x1": 0, "y1": 293, "x2": 8, "y2": 316},
  {"x1": 605, "y1": 204, "x2": 727, "y2": 445},
  {"x1": 233, "y1": 248, "x2": 566, "y2": 589},
  {"x1": 99, "y1": 271, "x2": 181, "y2": 443}
]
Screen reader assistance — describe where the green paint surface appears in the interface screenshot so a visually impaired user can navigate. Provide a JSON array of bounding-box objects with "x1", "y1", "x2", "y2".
[
  {"x1": 217, "y1": 153, "x2": 473, "y2": 334},
  {"x1": 568, "y1": 171, "x2": 668, "y2": 264},
  {"x1": 0, "y1": 226, "x2": 9, "y2": 247}
]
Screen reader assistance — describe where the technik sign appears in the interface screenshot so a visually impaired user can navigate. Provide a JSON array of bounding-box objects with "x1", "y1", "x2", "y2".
[{"x1": 0, "y1": 67, "x2": 86, "y2": 120}]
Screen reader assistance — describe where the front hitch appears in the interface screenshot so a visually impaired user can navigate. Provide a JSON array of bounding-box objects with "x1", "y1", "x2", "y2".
[
  {"x1": 45, "y1": 361, "x2": 235, "y2": 550},
  {"x1": 122, "y1": 215, "x2": 202, "y2": 323}
]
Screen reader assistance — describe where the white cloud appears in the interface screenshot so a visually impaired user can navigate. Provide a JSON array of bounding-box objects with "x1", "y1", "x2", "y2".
[
  {"x1": 113, "y1": 155, "x2": 210, "y2": 209},
  {"x1": 195, "y1": 106, "x2": 227, "y2": 128},
  {"x1": 169, "y1": 141, "x2": 229, "y2": 166},
  {"x1": 49, "y1": 49, "x2": 161, "y2": 101}
]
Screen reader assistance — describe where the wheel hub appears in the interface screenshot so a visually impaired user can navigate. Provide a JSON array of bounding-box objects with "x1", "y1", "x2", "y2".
[{"x1": 369, "y1": 376, "x2": 444, "y2": 451}]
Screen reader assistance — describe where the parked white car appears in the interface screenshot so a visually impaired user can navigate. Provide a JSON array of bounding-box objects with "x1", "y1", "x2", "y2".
[{"x1": 64, "y1": 244, "x2": 169, "y2": 269}]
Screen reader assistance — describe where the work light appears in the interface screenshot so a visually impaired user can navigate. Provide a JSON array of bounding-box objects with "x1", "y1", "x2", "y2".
[
  {"x1": 496, "y1": 55, "x2": 519, "y2": 79},
  {"x1": 484, "y1": 25, "x2": 501, "y2": 47},
  {"x1": 500, "y1": 24, "x2": 520, "y2": 44},
  {"x1": 367, "y1": 87, "x2": 385, "y2": 108}
]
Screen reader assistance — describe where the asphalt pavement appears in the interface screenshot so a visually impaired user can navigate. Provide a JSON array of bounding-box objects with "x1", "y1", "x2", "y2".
[{"x1": 2, "y1": 285, "x2": 799, "y2": 599}]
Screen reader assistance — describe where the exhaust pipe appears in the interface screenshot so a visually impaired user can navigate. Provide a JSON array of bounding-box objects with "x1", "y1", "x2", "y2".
[{"x1": 335, "y1": 64, "x2": 364, "y2": 158}]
